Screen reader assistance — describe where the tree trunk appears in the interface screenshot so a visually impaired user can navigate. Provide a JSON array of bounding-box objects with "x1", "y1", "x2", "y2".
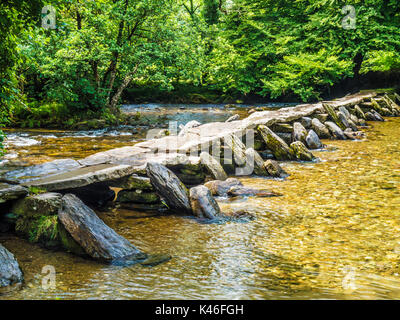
[{"x1": 108, "y1": 64, "x2": 138, "y2": 114}]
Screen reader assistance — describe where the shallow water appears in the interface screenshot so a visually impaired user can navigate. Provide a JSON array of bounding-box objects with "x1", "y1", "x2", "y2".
[{"x1": 1, "y1": 116, "x2": 400, "y2": 300}]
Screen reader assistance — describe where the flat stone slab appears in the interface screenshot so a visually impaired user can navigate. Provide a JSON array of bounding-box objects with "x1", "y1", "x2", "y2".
[
  {"x1": 0, "y1": 183, "x2": 28, "y2": 204},
  {"x1": 3, "y1": 91, "x2": 378, "y2": 190},
  {"x1": 58, "y1": 194, "x2": 146, "y2": 263},
  {"x1": 3, "y1": 159, "x2": 82, "y2": 183},
  {"x1": 23, "y1": 164, "x2": 137, "y2": 191}
]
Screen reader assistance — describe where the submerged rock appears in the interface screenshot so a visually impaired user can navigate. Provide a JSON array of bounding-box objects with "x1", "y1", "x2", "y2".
[
  {"x1": 0, "y1": 183, "x2": 28, "y2": 204},
  {"x1": 311, "y1": 118, "x2": 331, "y2": 139},
  {"x1": 292, "y1": 122, "x2": 308, "y2": 144},
  {"x1": 263, "y1": 160, "x2": 288, "y2": 178},
  {"x1": 344, "y1": 129, "x2": 365, "y2": 140},
  {"x1": 305, "y1": 130, "x2": 323, "y2": 149},
  {"x1": 189, "y1": 185, "x2": 221, "y2": 219},
  {"x1": 325, "y1": 121, "x2": 346, "y2": 140},
  {"x1": 290, "y1": 141, "x2": 315, "y2": 161},
  {"x1": 227, "y1": 186, "x2": 282, "y2": 198},
  {"x1": 0, "y1": 244, "x2": 24, "y2": 289},
  {"x1": 257, "y1": 125, "x2": 295, "y2": 161},
  {"x1": 204, "y1": 178, "x2": 243, "y2": 196},
  {"x1": 139, "y1": 254, "x2": 172, "y2": 267},
  {"x1": 58, "y1": 194, "x2": 146, "y2": 263},
  {"x1": 200, "y1": 152, "x2": 227, "y2": 181},
  {"x1": 146, "y1": 162, "x2": 192, "y2": 213}
]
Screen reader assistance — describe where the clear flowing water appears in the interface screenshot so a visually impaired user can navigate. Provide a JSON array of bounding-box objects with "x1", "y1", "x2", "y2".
[{"x1": 1, "y1": 113, "x2": 400, "y2": 300}]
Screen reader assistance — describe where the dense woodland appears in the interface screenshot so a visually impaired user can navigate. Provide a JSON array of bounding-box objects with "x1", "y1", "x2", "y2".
[{"x1": 0, "y1": 0, "x2": 399, "y2": 149}]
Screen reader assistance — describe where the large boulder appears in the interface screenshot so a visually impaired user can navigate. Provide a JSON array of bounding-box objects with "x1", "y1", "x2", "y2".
[
  {"x1": 337, "y1": 111, "x2": 350, "y2": 129},
  {"x1": 325, "y1": 121, "x2": 346, "y2": 140},
  {"x1": 354, "y1": 105, "x2": 366, "y2": 120},
  {"x1": 305, "y1": 130, "x2": 323, "y2": 149},
  {"x1": 0, "y1": 183, "x2": 28, "y2": 204},
  {"x1": 200, "y1": 152, "x2": 227, "y2": 181},
  {"x1": 204, "y1": 178, "x2": 243, "y2": 196},
  {"x1": 11, "y1": 193, "x2": 62, "y2": 218},
  {"x1": 365, "y1": 111, "x2": 377, "y2": 121},
  {"x1": 372, "y1": 110, "x2": 384, "y2": 121},
  {"x1": 0, "y1": 244, "x2": 24, "y2": 289},
  {"x1": 311, "y1": 118, "x2": 331, "y2": 139},
  {"x1": 300, "y1": 117, "x2": 312, "y2": 129},
  {"x1": 146, "y1": 162, "x2": 192, "y2": 213},
  {"x1": 290, "y1": 141, "x2": 315, "y2": 162},
  {"x1": 257, "y1": 125, "x2": 295, "y2": 161},
  {"x1": 58, "y1": 194, "x2": 146, "y2": 263},
  {"x1": 323, "y1": 104, "x2": 346, "y2": 130},
  {"x1": 222, "y1": 133, "x2": 247, "y2": 167},
  {"x1": 292, "y1": 122, "x2": 308, "y2": 144},
  {"x1": 338, "y1": 106, "x2": 351, "y2": 119},
  {"x1": 227, "y1": 186, "x2": 282, "y2": 198},
  {"x1": 347, "y1": 119, "x2": 358, "y2": 131},
  {"x1": 314, "y1": 113, "x2": 329, "y2": 123},
  {"x1": 244, "y1": 148, "x2": 269, "y2": 176},
  {"x1": 189, "y1": 186, "x2": 221, "y2": 219},
  {"x1": 262, "y1": 160, "x2": 288, "y2": 178}
]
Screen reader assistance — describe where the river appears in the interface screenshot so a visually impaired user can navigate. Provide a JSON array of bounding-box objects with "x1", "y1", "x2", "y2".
[{"x1": 1, "y1": 104, "x2": 400, "y2": 300}]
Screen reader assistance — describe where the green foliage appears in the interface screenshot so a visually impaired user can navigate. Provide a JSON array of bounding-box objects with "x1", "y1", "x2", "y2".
[{"x1": 1, "y1": 0, "x2": 400, "y2": 130}]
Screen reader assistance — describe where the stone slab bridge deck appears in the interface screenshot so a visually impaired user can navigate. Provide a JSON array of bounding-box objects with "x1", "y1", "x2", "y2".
[{"x1": 0, "y1": 90, "x2": 387, "y2": 194}]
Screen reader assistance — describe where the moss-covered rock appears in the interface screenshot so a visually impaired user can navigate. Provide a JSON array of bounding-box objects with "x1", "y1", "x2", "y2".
[
  {"x1": 354, "y1": 105, "x2": 366, "y2": 120},
  {"x1": 271, "y1": 123, "x2": 293, "y2": 133},
  {"x1": 116, "y1": 190, "x2": 160, "y2": 204},
  {"x1": 11, "y1": 193, "x2": 62, "y2": 218},
  {"x1": 257, "y1": 125, "x2": 295, "y2": 161},
  {"x1": 15, "y1": 215, "x2": 60, "y2": 249},
  {"x1": 290, "y1": 141, "x2": 315, "y2": 162},
  {"x1": 116, "y1": 175, "x2": 153, "y2": 190},
  {"x1": 323, "y1": 104, "x2": 346, "y2": 130}
]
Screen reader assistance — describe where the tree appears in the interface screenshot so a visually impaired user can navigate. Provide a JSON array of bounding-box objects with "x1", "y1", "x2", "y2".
[
  {"x1": 20, "y1": 0, "x2": 204, "y2": 116},
  {"x1": 0, "y1": 0, "x2": 43, "y2": 153},
  {"x1": 210, "y1": 0, "x2": 400, "y2": 101}
]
